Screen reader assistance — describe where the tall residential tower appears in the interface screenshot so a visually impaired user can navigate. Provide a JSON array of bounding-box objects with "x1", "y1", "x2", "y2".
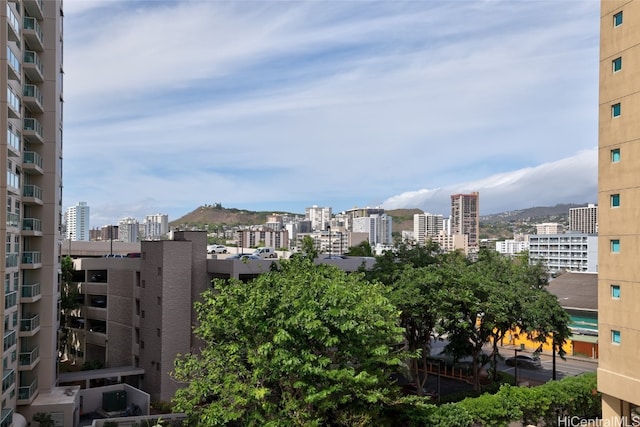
[
  {"x1": 598, "y1": 0, "x2": 640, "y2": 421},
  {"x1": 1, "y1": 0, "x2": 68, "y2": 424},
  {"x1": 65, "y1": 201, "x2": 90, "y2": 241},
  {"x1": 450, "y1": 192, "x2": 480, "y2": 250}
]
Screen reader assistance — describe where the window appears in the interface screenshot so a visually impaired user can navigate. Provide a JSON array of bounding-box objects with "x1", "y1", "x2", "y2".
[
  {"x1": 613, "y1": 57, "x2": 622, "y2": 72},
  {"x1": 141, "y1": 310, "x2": 145, "y2": 319},
  {"x1": 611, "y1": 148, "x2": 621, "y2": 163},
  {"x1": 611, "y1": 284, "x2": 621, "y2": 299},
  {"x1": 612, "y1": 330, "x2": 621, "y2": 344},
  {"x1": 156, "y1": 328, "x2": 160, "y2": 337},
  {"x1": 157, "y1": 297, "x2": 161, "y2": 305},
  {"x1": 614, "y1": 11, "x2": 623, "y2": 27},
  {"x1": 611, "y1": 194, "x2": 620, "y2": 207},
  {"x1": 611, "y1": 239, "x2": 620, "y2": 253},
  {"x1": 612, "y1": 103, "x2": 621, "y2": 117}
]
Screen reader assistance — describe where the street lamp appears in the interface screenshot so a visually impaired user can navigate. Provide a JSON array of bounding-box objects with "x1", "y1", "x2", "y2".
[
  {"x1": 327, "y1": 226, "x2": 331, "y2": 257},
  {"x1": 514, "y1": 348, "x2": 521, "y2": 386}
]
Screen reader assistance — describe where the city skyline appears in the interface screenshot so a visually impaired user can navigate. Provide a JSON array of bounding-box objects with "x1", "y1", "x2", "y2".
[{"x1": 63, "y1": 1, "x2": 599, "y2": 227}]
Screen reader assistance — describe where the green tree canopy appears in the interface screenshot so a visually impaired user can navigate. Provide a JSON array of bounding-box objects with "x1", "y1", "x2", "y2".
[{"x1": 171, "y1": 258, "x2": 405, "y2": 426}]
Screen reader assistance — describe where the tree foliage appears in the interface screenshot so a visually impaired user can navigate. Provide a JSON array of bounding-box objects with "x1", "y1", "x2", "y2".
[{"x1": 171, "y1": 258, "x2": 405, "y2": 426}]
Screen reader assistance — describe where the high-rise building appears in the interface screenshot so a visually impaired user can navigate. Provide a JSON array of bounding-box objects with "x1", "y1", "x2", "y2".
[
  {"x1": 305, "y1": 205, "x2": 332, "y2": 231},
  {"x1": 0, "y1": 0, "x2": 73, "y2": 424},
  {"x1": 143, "y1": 213, "x2": 169, "y2": 240},
  {"x1": 65, "y1": 202, "x2": 90, "y2": 241},
  {"x1": 413, "y1": 212, "x2": 444, "y2": 246},
  {"x1": 352, "y1": 214, "x2": 393, "y2": 246},
  {"x1": 569, "y1": 204, "x2": 598, "y2": 234},
  {"x1": 598, "y1": 1, "x2": 640, "y2": 421},
  {"x1": 450, "y1": 192, "x2": 480, "y2": 249},
  {"x1": 535, "y1": 222, "x2": 560, "y2": 235},
  {"x1": 118, "y1": 217, "x2": 140, "y2": 243}
]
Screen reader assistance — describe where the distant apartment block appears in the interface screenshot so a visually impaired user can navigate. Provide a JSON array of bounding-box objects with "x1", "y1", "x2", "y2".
[
  {"x1": 450, "y1": 192, "x2": 480, "y2": 249},
  {"x1": 433, "y1": 232, "x2": 469, "y2": 254},
  {"x1": 236, "y1": 228, "x2": 289, "y2": 250},
  {"x1": 413, "y1": 212, "x2": 444, "y2": 245},
  {"x1": 495, "y1": 239, "x2": 529, "y2": 256},
  {"x1": 118, "y1": 217, "x2": 140, "y2": 243},
  {"x1": 343, "y1": 207, "x2": 386, "y2": 232},
  {"x1": 143, "y1": 214, "x2": 169, "y2": 240},
  {"x1": 536, "y1": 222, "x2": 560, "y2": 235},
  {"x1": 569, "y1": 204, "x2": 598, "y2": 234},
  {"x1": 528, "y1": 233, "x2": 598, "y2": 274},
  {"x1": 305, "y1": 205, "x2": 332, "y2": 231},
  {"x1": 66, "y1": 202, "x2": 91, "y2": 241},
  {"x1": 352, "y1": 213, "x2": 393, "y2": 246}
]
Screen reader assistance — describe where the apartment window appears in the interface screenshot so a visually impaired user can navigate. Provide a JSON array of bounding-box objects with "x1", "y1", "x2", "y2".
[
  {"x1": 140, "y1": 340, "x2": 144, "y2": 349},
  {"x1": 611, "y1": 239, "x2": 620, "y2": 253},
  {"x1": 613, "y1": 57, "x2": 622, "y2": 72},
  {"x1": 611, "y1": 148, "x2": 621, "y2": 163},
  {"x1": 614, "y1": 11, "x2": 623, "y2": 27},
  {"x1": 611, "y1": 193, "x2": 620, "y2": 207},
  {"x1": 612, "y1": 103, "x2": 621, "y2": 117},
  {"x1": 141, "y1": 310, "x2": 145, "y2": 319},
  {"x1": 156, "y1": 328, "x2": 160, "y2": 337},
  {"x1": 157, "y1": 296, "x2": 161, "y2": 305},
  {"x1": 612, "y1": 330, "x2": 621, "y2": 344},
  {"x1": 611, "y1": 284, "x2": 621, "y2": 299}
]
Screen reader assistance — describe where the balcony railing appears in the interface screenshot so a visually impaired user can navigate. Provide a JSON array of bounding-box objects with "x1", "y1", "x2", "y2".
[
  {"x1": 23, "y1": 17, "x2": 44, "y2": 51},
  {"x1": 24, "y1": 151, "x2": 43, "y2": 166},
  {"x1": 21, "y1": 283, "x2": 41, "y2": 299},
  {"x1": 6, "y1": 4, "x2": 19, "y2": 42},
  {"x1": 23, "y1": 84, "x2": 44, "y2": 113},
  {"x1": 2, "y1": 369, "x2": 15, "y2": 393},
  {"x1": 4, "y1": 291, "x2": 17, "y2": 310},
  {"x1": 22, "y1": 251, "x2": 41, "y2": 266},
  {"x1": 3, "y1": 330, "x2": 16, "y2": 351},
  {"x1": 23, "y1": 218, "x2": 42, "y2": 233},
  {"x1": 23, "y1": 118, "x2": 43, "y2": 143},
  {"x1": 23, "y1": 184, "x2": 43, "y2": 201},
  {"x1": 7, "y1": 46, "x2": 20, "y2": 81},
  {"x1": 24, "y1": 0, "x2": 44, "y2": 20},
  {"x1": 19, "y1": 346, "x2": 39, "y2": 367},
  {"x1": 17, "y1": 377, "x2": 37, "y2": 402},
  {"x1": 0, "y1": 408, "x2": 12, "y2": 427},
  {"x1": 20, "y1": 313, "x2": 40, "y2": 332},
  {"x1": 5, "y1": 253, "x2": 18, "y2": 268},
  {"x1": 23, "y1": 50, "x2": 43, "y2": 82}
]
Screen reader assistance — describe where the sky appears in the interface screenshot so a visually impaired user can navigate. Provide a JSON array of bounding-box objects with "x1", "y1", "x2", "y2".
[{"x1": 62, "y1": 0, "x2": 600, "y2": 228}]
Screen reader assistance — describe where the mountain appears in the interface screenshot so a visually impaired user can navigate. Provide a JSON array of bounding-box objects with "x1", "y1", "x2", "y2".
[{"x1": 171, "y1": 204, "x2": 300, "y2": 227}]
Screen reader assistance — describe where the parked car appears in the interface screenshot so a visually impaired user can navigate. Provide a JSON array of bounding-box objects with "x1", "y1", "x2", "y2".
[
  {"x1": 505, "y1": 354, "x2": 542, "y2": 369},
  {"x1": 207, "y1": 244, "x2": 228, "y2": 254},
  {"x1": 323, "y1": 255, "x2": 348, "y2": 259},
  {"x1": 252, "y1": 247, "x2": 278, "y2": 259},
  {"x1": 227, "y1": 253, "x2": 261, "y2": 260}
]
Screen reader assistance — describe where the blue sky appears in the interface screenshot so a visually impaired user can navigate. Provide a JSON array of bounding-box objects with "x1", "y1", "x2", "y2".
[{"x1": 63, "y1": 0, "x2": 599, "y2": 228}]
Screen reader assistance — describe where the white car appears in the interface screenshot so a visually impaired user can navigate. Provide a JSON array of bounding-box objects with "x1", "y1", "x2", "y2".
[{"x1": 207, "y1": 245, "x2": 228, "y2": 254}]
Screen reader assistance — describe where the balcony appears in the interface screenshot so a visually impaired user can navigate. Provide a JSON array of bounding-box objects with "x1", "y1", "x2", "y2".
[
  {"x1": 23, "y1": 84, "x2": 44, "y2": 113},
  {"x1": 23, "y1": 118, "x2": 44, "y2": 144},
  {"x1": 23, "y1": 0, "x2": 44, "y2": 21},
  {"x1": 23, "y1": 184, "x2": 43, "y2": 205},
  {"x1": 4, "y1": 291, "x2": 17, "y2": 310},
  {"x1": 18, "y1": 346, "x2": 40, "y2": 371},
  {"x1": 7, "y1": 46, "x2": 20, "y2": 81},
  {"x1": 22, "y1": 218, "x2": 42, "y2": 236},
  {"x1": 23, "y1": 17, "x2": 44, "y2": 51},
  {"x1": 23, "y1": 51, "x2": 43, "y2": 82},
  {"x1": 5, "y1": 253, "x2": 19, "y2": 268},
  {"x1": 6, "y1": 212, "x2": 19, "y2": 228},
  {"x1": 2, "y1": 369, "x2": 15, "y2": 394},
  {"x1": 19, "y1": 313, "x2": 40, "y2": 336},
  {"x1": 0, "y1": 408, "x2": 12, "y2": 427},
  {"x1": 6, "y1": 4, "x2": 20, "y2": 43},
  {"x1": 21, "y1": 251, "x2": 42, "y2": 269},
  {"x1": 21, "y1": 282, "x2": 41, "y2": 302},
  {"x1": 23, "y1": 151, "x2": 43, "y2": 174},
  {"x1": 17, "y1": 377, "x2": 38, "y2": 405}
]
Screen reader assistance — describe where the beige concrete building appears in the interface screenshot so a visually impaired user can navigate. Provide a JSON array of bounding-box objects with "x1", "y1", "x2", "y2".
[
  {"x1": 569, "y1": 204, "x2": 598, "y2": 234},
  {"x1": 598, "y1": 0, "x2": 640, "y2": 421},
  {"x1": 450, "y1": 192, "x2": 479, "y2": 250},
  {"x1": 0, "y1": 0, "x2": 77, "y2": 425}
]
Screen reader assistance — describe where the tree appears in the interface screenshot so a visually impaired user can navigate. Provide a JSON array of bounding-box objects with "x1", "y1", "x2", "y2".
[
  {"x1": 171, "y1": 258, "x2": 405, "y2": 426},
  {"x1": 345, "y1": 240, "x2": 373, "y2": 257},
  {"x1": 33, "y1": 412, "x2": 54, "y2": 427},
  {"x1": 300, "y1": 235, "x2": 318, "y2": 259}
]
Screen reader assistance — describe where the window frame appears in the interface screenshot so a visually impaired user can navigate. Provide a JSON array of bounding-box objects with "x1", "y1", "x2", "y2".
[
  {"x1": 611, "y1": 193, "x2": 621, "y2": 207},
  {"x1": 611, "y1": 148, "x2": 621, "y2": 163},
  {"x1": 611, "y1": 239, "x2": 620, "y2": 253},
  {"x1": 611, "y1": 284, "x2": 621, "y2": 299},
  {"x1": 614, "y1": 11, "x2": 623, "y2": 27},
  {"x1": 612, "y1": 103, "x2": 621, "y2": 117},
  {"x1": 612, "y1": 330, "x2": 621, "y2": 344},
  {"x1": 613, "y1": 57, "x2": 622, "y2": 73}
]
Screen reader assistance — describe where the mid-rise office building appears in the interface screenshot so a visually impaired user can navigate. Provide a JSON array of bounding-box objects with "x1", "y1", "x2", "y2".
[
  {"x1": 450, "y1": 192, "x2": 480, "y2": 249},
  {"x1": 65, "y1": 202, "x2": 90, "y2": 241},
  {"x1": 495, "y1": 239, "x2": 529, "y2": 257},
  {"x1": 0, "y1": 0, "x2": 74, "y2": 424},
  {"x1": 413, "y1": 212, "x2": 444, "y2": 246},
  {"x1": 598, "y1": 0, "x2": 640, "y2": 420},
  {"x1": 569, "y1": 204, "x2": 598, "y2": 234}
]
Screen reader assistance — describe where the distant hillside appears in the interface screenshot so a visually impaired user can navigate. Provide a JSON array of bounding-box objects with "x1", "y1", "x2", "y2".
[
  {"x1": 171, "y1": 204, "x2": 300, "y2": 228},
  {"x1": 386, "y1": 208, "x2": 423, "y2": 234},
  {"x1": 480, "y1": 204, "x2": 586, "y2": 223}
]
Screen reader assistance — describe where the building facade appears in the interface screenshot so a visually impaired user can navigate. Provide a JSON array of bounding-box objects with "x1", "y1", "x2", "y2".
[
  {"x1": 118, "y1": 217, "x2": 139, "y2": 243},
  {"x1": 535, "y1": 222, "x2": 560, "y2": 235},
  {"x1": 352, "y1": 213, "x2": 393, "y2": 246},
  {"x1": 143, "y1": 214, "x2": 168, "y2": 240},
  {"x1": 569, "y1": 204, "x2": 598, "y2": 234},
  {"x1": 413, "y1": 212, "x2": 444, "y2": 246},
  {"x1": 0, "y1": 0, "x2": 75, "y2": 424},
  {"x1": 528, "y1": 233, "x2": 598, "y2": 274},
  {"x1": 65, "y1": 202, "x2": 90, "y2": 241},
  {"x1": 450, "y1": 192, "x2": 480, "y2": 250},
  {"x1": 598, "y1": 0, "x2": 640, "y2": 420},
  {"x1": 305, "y1": 206, "x2": 332, "y2": 231}
]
